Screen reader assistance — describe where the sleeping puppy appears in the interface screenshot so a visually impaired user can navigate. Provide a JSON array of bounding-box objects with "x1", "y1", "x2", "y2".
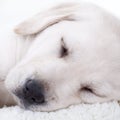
[{"x1": 0, "y1": 2, "x2": 120, "y2": 112}]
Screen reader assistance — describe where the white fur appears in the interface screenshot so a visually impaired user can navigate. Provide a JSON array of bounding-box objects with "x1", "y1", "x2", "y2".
[{"x1": 0, "y1": 1, "x2": 120, "y2": 112}]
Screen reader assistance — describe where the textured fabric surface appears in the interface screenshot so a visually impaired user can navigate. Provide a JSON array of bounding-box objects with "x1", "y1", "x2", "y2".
[{"x1": 0, "y1": 101, "x2": 120, "y2": 120}]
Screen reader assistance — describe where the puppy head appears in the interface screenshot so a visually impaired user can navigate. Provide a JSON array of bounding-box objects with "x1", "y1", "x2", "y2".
[{"x1": 5, "y1": 2, "x2": 118, "y2": 111}]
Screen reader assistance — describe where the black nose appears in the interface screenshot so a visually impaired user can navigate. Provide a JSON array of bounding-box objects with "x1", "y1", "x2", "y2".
[{"x1": 22, "y1": 80, "x2": 45, "y2": 105}]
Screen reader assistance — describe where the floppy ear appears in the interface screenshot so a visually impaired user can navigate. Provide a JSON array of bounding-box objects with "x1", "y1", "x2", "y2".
[{"x1": 14, "y1": 3, "x2": 79, "y2": 35}]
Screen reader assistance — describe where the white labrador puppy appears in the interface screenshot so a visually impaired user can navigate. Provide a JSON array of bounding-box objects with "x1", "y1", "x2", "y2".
[{"x1": 0, "y1": 2, "x2": 120, "y2": 112}]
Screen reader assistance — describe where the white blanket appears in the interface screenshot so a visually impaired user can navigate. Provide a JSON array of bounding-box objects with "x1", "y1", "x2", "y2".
[{"x1": 0, "y1": 101, "x2": 120, "y2": 120}]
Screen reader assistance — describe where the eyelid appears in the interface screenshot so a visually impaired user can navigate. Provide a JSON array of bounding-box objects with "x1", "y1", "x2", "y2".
[
  {"x1": 60, "y1": 38, "x2": 68, "y2": 58},
  {"x1": 80, "y1": 85, "x2": 106, "y2": 98}
]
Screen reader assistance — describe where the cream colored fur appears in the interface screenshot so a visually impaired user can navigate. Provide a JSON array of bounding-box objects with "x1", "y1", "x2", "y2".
[{"x1": 0, "y1": 2, "x2": 120, "y2": 112}]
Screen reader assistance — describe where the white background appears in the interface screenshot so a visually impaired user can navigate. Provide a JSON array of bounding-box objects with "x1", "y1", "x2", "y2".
[{"x1": 0, "y1": 0, "x2": 120, "y2": 28}]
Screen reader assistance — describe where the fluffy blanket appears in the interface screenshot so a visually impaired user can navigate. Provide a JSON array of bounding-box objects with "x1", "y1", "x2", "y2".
[{"x1": 0, "y1": 101, "x2": 120, "y2": 120}]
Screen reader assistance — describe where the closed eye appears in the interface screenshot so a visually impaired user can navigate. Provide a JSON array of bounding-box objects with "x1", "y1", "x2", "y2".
[
  {"x1": 60, "y1": 38, "x2": 68, "y2": 58},
  {"x1": 80, "y1": 85, "x2": 106, "y2": 98},
  {"x1": 81, "y1": 86, "x2": 93, "y2": 93}
]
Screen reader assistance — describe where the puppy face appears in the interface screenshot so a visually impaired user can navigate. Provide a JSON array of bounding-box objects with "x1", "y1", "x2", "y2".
[{"x1": 5, "y1": 3, "x2": 120, "y2": 111}]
